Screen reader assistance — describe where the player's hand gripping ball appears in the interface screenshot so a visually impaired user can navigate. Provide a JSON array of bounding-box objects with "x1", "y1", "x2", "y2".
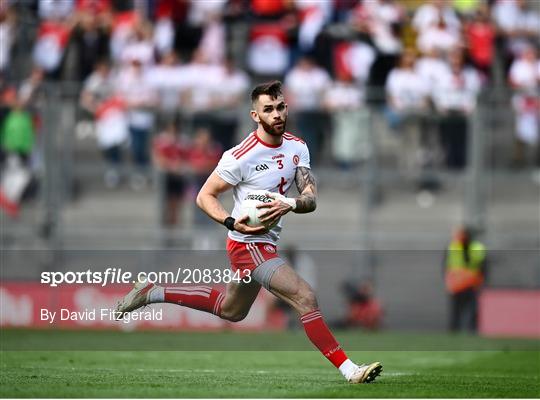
[{"x1": 240, "y1": 190, "x2": 280, "y2": 229}]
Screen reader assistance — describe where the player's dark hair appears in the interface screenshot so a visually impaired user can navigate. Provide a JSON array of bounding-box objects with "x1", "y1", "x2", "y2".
[{"x1": 251, "y1": 80, "x2": 283, "y2": 105}]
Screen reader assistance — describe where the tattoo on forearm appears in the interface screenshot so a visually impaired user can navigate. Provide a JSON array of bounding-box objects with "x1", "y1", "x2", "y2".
[
  {"x1": 295, "y1": 167, "x2": 316, "y2": 193},
  {"x1": 294, "y1": 167, "x2": 317, "y2": 213}
]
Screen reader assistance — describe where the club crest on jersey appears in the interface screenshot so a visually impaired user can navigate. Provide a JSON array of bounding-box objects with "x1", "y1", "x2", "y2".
[
  {"x1": 293, "y1": 155, "x2": 299, "y2": 165},
  {"x1": 264, "y1": 244, "x2": 276, "y2": 253},
  {"x1": 255, "y1": 163, "x2": 269, "y2": 171}
]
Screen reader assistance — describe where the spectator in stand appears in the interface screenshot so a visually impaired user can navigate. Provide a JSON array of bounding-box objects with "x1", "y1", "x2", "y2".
[
  {"x1": 172, "y1": 0, "x2": 202, "y2": 59},
  {"x1": 385, "y1": 49, "x2": 430, "y2": 177},
  {"x1": 433, "y1": 49, "x2": 482, "y2": 169},
  {"x1": 0, "y1": 3, "x2": 15, "y2": 76},
  {"x1": 363, "y1": 0, "x2": 404, "y2": 55},
  {"x1": 159, "y1": 0, "x2": 227, "y2": 64},
  {"x1": 18, "y1": 67, "x2": 45, "y2": 171},
  {"x1": 120, "y1": 21, "x2": 155, "y2": 67},
  {"x1": 465, "y1": 4, "x2": 495, "y2": 81},
  {"x1": 247, "y1": 0, "x2": 298, "y2": 75},
  {"x1": 0, "y1": 83, "x2": 10, "y2": 126},
  {"x1": 94, "y1": 95, "x2": 129, "y2": 189},
  {"x1": 349, "y1": 0, "x2": 405, "y2": 90},
  {"x1": 385, "y1": 49, "x2": 430, "y2": 127},
  {"x1": 0, "y1": 89, "x2": 35, "y2": 218},
  {"x1": 79, "y1": 58, "x2": 108, "y2": 124},
  {"x1": 146, "y1": 51, "x2": 189, "y2": 126},
  {"x1": 247, "y1": 22, "x2": 292, "y2": 79},
  {"x1": 285, "y1": 56, "x2": 331, "y2": 164},
  {"x1": 412, "y1": 0, "x2": 461, "y2": 35},
  {"x1": 334, "y1": 40, "x2": 376, "y2": 87},
  {"x1": 32, "y1": 17, "x2": 72, "y2": 79},
  {"x1": 332, "y1": 0, "x2": 357, "y2": 23},
  {"x1": 152, "y1": 121, "x2": 189, "y2": 227},
  {"x1": 294, "y1": 0, "x2": 332, "y2": 54},
  {"x1": 197, "y1": 8, "x2": 226, "y2": 66},
  {"x1": 417, "y1": 15, "x2": 461, "y2": 56},
  {"x1": 323, "y1": 73, "x2": 367, "y2": 169},
  {"x1": 416, "y1": 48, "x2": 452, "y2": 95},
  {"x1": 211, "y1": 57, "x2": 249, "y2": 151},
  {"x1": 70, "y1": 10, "x2": 110, "y2": 81},
  {"x1": 508, "y1": 44, "x2": 539, "y2": 167},
  {"x1": 153, "y1": 4, "x2": 175, "y2": 57},
  {"x1": 349, "y1": 0, "x2": 406, "y2": 87},
  {"x1": 152, "y1": 0, "x2": 196, "y2": 60},
  {"x1": 38, "y1": 0, "x2": 74, "y2": 21},
  {"x1": 81, "y1": 59, "x2": 130, "y2": 189},
  {"x1": 110, "y1": 9, "x2": 142, "y2": 64},
  {"x1": 492, "y1": 0, "x2": 540, "y2": 68},
  {"x1": 187, "y1": 0, "x2": 227, "y2": 37},
  {"x1": 18, "y1": 67, "x2": 45, "y2": 112},
  {"x1": 188, "y1": 126, "x2": 222, "y2": 225},
  {"x1": 189, "y1": 126, "x2": 222, "y2": 190},
  {"x1": 115, "y1": 58, "x2": 158, "y2": 190},
  {"x1": 80, "y1": 59, "x2": 112, "y2": 113},
  {"x1": 183, "y1": 49, "x2": 224, "y2": 135}
]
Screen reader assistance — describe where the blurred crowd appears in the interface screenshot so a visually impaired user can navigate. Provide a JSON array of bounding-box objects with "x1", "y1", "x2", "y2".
[{"x1": 0, "y1": 0, "x2": 539, "y2": 219}]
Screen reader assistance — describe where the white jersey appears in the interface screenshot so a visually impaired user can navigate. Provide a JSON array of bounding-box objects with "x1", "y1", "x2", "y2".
[{"x1": 215, "y1": 131, "x2": 310, "y2": 245}]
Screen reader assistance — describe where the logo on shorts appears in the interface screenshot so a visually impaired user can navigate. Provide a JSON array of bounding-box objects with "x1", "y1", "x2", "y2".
[
  {"x1": 293, "y1": 155, "x2": 299, "y2": 165},
  {"x1": 255, "y1": 163, "x2": 269, "y2": 171},
  {"x1": 264, "y1": 244, "x2": 276, "y2": 253}
]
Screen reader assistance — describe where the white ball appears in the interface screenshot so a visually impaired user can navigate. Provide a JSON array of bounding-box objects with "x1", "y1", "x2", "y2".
[{"x1": 240, "y1": 190, "x2": 280, "y2": 230}]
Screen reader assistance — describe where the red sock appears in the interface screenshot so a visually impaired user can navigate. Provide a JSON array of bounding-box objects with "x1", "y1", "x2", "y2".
[
  {"x1": 301, "y1": 309, "x2": 348, "y2": 368},
  {"x1": 164, "y1": 286, "x2": 224, "y2": 317}
]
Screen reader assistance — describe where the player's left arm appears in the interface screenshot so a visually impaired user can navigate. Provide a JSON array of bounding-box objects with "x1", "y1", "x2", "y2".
[{"x1": 292, "y1": 166, "x2": 317, "y2": 213}]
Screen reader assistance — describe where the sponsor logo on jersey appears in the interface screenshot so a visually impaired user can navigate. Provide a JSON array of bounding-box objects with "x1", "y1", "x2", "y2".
[
  {"x1": 272, "y1": 153, "x2": 285, "y2": 160},
  {"x1": 255, "y1": 163, "x2": 269, "y2": 171},
  {"x1": 245, "y1": 193, "x2": 273, "y2": 203},
  {"x1": 293, "y1": 155, "x2": 300, "y2": 165},
  {"x1": 264, "y1": 244, "x2": 276, "y2": 253}
]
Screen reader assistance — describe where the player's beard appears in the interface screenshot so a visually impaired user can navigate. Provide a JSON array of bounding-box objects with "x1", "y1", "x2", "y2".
[{"x1": 259, "y1": 115, "x2": 287, "y2": 137}]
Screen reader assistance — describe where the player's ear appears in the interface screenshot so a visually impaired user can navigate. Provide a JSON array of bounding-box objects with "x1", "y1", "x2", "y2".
[{"x1": 250, "y1": 109, "x2": 260, "y2": 123}]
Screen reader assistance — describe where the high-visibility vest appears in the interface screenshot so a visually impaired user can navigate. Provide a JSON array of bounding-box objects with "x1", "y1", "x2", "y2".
[{"x1": 445, "y1": 240, "x2": 485, "y2": 294}]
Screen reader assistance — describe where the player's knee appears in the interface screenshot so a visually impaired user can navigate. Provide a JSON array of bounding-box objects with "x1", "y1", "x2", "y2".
[{"x1": 296, "y1": 286, "x2": 318, "y2": 314}]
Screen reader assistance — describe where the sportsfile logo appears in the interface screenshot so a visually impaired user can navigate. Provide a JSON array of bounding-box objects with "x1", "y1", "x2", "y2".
[
  {"x1": 245, "y1": 193, "x2": 272, "y2": 203},
  {"x1": 255, "y1": 163, "x2": 269, "y2": 171},
  {"x1": 40, "y1": 267, "x2": 252, "y2": 287}
]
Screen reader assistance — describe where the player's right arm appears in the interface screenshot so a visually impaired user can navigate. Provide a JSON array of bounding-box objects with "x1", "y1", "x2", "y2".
[{"x1": 196, "y1": 172, "x2": 267, "y2": 235}]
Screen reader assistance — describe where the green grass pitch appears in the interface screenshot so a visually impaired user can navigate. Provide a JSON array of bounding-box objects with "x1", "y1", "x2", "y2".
[{"x1": 1, "y1": 329, "x2": 538, "y2": 398}]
